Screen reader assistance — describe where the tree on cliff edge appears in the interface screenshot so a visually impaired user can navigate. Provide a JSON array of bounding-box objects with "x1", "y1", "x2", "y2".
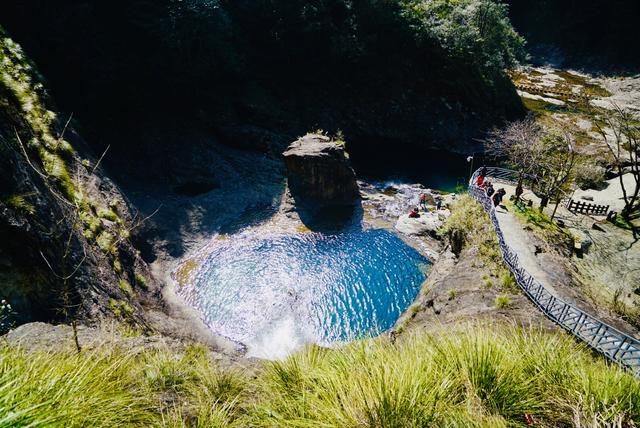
[{"x1": 596, "y1": 105, "x2": 640, "y2": 224}]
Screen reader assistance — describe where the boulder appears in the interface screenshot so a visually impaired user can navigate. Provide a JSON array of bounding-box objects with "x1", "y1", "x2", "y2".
[
  {"x1": 283, "y1": 134, "x2": 360, "y2": 206},
  {"x1": 395, "y1": 213, "x2": 444, "y2": 237}
]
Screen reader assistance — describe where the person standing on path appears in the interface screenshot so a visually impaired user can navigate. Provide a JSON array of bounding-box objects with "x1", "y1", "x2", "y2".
[
  {"x1": 492, "y1": 188, "x2": 506, "y2": 207},
  {"x1": 515, "y1": 184, "x2": 523, "y2": 205}
]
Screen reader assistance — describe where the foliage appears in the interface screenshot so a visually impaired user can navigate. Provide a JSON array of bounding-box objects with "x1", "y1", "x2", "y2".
[
  {"x1": 5, "y1": 194, "x2": 35, "y2": 215},
  {"x1": 439, "y1": 194, "x2": 493, "y2": 246},
  {"x1": 96, "y1": 231, "x2": 116, "y2": 255},
  {"x1": 498, "y1": 269, "x2": 517, "y2": 292},
  {"x1": 0, "y1": 342, "x2": 246, "y2": 427},
  {"x1": 2, "y1": 324, "x2": 638, "y2": 427},
  {"x1": 108, "y1": 299, "x2": 134, "y2": 320},
  {"x1": 97, "y1": 208, "x2": 120, "y2": 223},
  {"x1": 0, "y1": 299, "x2": 15, "y2": 335},
  {"x1": 118, "y1": 279, "x2": 133, "y2": 297},
  {"x1": 495, "y1": 295, "x2": 511, "y2": 309},
  {"x1": 0, "y1": 30, "x2": 76, "y2": 201},
  {"x1": 1, "y1": 0, "x2": 525, "y2": 156},
  {"x1": 251, "y1": 325, "x2": 640, "y2": 427},
  {"x1": 401, "y1": 0, "x2": 526, "y2": 70},
  {"x1": 134, "y1": 272, "x2": 148, "y2": 290}
]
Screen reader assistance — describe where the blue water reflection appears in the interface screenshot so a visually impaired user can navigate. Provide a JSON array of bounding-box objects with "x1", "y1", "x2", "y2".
[{"x1": 179, "y1": 229, "x2": 429, "y2": 359}]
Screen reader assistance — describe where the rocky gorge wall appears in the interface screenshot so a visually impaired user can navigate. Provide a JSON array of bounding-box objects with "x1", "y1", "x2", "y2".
[
  {"x1": 0, "y1": 0, "x2": 525, "y2": 161},
  {"x1": 0, "y1": 30, "x2": 160, "y2": 328}
]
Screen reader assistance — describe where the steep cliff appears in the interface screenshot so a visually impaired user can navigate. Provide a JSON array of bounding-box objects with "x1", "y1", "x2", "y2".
[{"x1": 0, "y1": 30, "x2": 159, "y2": 328}]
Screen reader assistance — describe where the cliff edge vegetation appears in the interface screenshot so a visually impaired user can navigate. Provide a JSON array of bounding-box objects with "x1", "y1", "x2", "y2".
[
  {"x1": 1, "y1": 324, "x2": 638, "y2": 427},
  {"x1": 0, "y1": 28, "x2": 159, "y2": 329}
]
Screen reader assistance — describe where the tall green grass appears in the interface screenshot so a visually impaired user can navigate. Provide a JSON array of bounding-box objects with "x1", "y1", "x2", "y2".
[
  {"x1": 1, "y1": 325, "x2": 638, "y2": 427},
  {"x1": 0, "y1": 343, "x2": 248, "y2": 427},
  {"x1": 251, "y1": 325, "x2": 640, "y2": 427}
]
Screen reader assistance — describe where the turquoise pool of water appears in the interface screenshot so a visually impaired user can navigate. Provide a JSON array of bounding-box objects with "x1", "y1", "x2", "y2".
[{"x1": 179, "y1": 228, "x2": 429, "y2": 359}]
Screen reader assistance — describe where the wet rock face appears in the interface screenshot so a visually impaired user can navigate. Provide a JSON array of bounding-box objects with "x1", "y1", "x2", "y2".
[{"x1": 283, "y1": 135, "x2": 359, "y2": 206}]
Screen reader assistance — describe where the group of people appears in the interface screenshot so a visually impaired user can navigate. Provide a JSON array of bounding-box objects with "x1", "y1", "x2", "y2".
[
  {"x1": 409, "y1": 193, "x2": 444, "y2": 218},
  {"x1": 407, "y1": 165, "x2": 526, "y2": 218},
  {"x1": 475, "y1": 167, "x2": 512, "y2": 207}
]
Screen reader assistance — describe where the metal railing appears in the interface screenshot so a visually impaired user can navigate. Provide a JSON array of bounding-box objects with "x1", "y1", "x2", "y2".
[{"x1": 470, "y1": 167, "x2": 640, "y2": 375}]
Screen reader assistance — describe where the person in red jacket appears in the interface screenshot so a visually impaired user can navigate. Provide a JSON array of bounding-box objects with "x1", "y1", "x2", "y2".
[
  {"x1": 476, "y1": 167, "x2": 487, "y2": 187},
  {"x1": 409, "y1": 207, "x2": 420, "y2": 218}
]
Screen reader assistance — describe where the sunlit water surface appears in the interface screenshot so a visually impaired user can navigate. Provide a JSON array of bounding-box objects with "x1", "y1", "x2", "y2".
[{"x1": 179, "y1": 229, "x2": 429, "y2": 359}]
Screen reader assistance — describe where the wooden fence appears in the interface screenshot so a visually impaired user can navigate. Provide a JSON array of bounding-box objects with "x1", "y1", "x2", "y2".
[{"x1": 566, "y1": 198, "x2": 610, "y2": 216}]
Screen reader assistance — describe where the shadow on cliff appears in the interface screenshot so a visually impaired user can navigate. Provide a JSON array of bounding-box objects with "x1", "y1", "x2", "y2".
[
  {"x1": 107, "y1": 126, "x2": 289, "y2": 262},
  {"x1": 294, "y1": 201, "x2": 364, "y2": 234}
]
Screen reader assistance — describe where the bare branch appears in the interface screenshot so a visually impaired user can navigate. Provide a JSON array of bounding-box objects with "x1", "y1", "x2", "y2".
[
  {"x1": 14, "y1": 128, "x2": 47, "y2": 180},
  {"x1": 58, "y1": 113, "x2": 74, "y2": 143},
  {"x1": 114, "y1": 204, "x2": 163, "y2": 246},
  {"x1": 92, "y1": 144, "x2": 111, "y2": 174},
  {"x1": 39, "y1": 248, "x2": 87, "y2": 281}
]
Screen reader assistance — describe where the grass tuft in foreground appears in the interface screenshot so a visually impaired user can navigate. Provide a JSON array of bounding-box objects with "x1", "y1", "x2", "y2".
[
  {"x1": 252, "y1": 326, "x2": 640, "y2": 427},
  {"x1": 2, "y1": 325, "x2": 638, "y2": 427}
]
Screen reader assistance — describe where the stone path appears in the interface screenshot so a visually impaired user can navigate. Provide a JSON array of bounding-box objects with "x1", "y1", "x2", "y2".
[
  {"x1": 493, "y1": 207, "x2": 562, "y2": 298},
  {"x1": 490, "y1": 182, "x2": 577, "y2": 304}
]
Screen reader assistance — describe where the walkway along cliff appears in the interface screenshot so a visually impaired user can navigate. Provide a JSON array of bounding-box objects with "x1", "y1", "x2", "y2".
[{"x1": 469, "y1": 167, "x2": 640, "y2": 375}]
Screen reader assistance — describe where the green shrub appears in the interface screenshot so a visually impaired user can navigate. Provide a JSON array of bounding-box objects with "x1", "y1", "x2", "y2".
[
  {"x1": 82, "y1": 215, "x2": 103, "y2": 241},
  {"x1": 439, "y1": 194, "x2": 494, "y2": 248},
  {"x1": 98, "y1": 208, "x2": 120, "y2": 223},
  {"x1": 39, "y1": 149, "x2": 75, "y2": 200},
  {"x1": 118, "y1": 279, "x2": 133, "y2": 297},
  {"x1": 134, "y1": 272, "x2": 148, "y2": 290},
  {"x1": 495, "y1": 295, "x2": 512, "y2": 309},
  {"x1": 112, "y1": 258, "x2": 122, "y2": 273},
  {"x1": 118, "y1": 228, "x2": 130, "y2": 240},
  {"x1": 96, "y1": 231, "x2": 116, "y2": 255},
  {"x1": 58, "y1": 140, "x2": 75, "y2": 156},
  {"x1": 499, "y1": 269, "x2": 517, "y2": 292},
  {"x1": 109, "y1": 298, "x2": 134, "y2": 320},
  {"x1": 5, "y1": 194, "x2": 35, "y2": 215},
  {"x1": 108, "y1": 198, "x2": 119, "y2": 210},
  {"x1": 448, "y1": 289, "x2": 458, "y2": 300}
]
